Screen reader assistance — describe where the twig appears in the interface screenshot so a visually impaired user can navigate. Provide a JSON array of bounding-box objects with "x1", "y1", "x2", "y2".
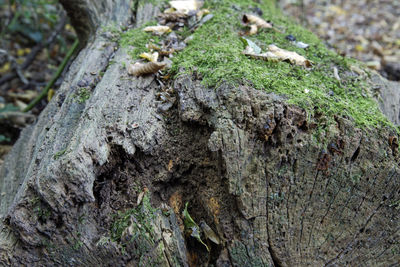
[
  {"x1": 23, "y1": 39, "x2": 79, "y2": 112},
  {"x1": 0, "y1": 14, "x2": 67, "y2": 88}
]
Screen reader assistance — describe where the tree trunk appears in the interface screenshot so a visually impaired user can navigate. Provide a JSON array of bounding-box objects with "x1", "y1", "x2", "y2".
[{"x1": 1, "y1": 0, "x2": 399, "y2": 266}]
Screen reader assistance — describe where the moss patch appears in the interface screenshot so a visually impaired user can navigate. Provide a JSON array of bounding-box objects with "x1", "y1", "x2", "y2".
[
  {"x1": 119, "y1": 22, "x2": 160, "y2": 60},
  {"x1": 120, "y1": 0, "x2": 394, "y2": 131}
]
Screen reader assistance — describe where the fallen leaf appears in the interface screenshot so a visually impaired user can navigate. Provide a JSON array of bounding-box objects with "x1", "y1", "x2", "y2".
[
  {"x1": 169, "y1": 0, "x2": 203, "y2": 14},
  {"x1": 128, "y1": 62, "x2": 166, "y2": 76},
  {"x1": 143, "y1": 25, "x2": 171, "y2": 35},
  {"x1": 200, "y1": 221, "x2": 220, "y2": 244},
  {"x1": 183, "y1": 202, "x2": 209, "y2": 251},
  {"x1": 8, "y1": 90, "x2": 37, "y2": 102},
  {"x1": 248, "y1": 24, "x2": 258, "y2": 35},
  {"x1": 244, "y1": 44, "x2": 312, "y2": 68},
  {"x1": 47, "y1": 89, "x2": 55, "y2": 102},
  {"x1": 159, "y1": 11, "x2": 188, "y2": 22},
  {"x1": 241, "y1": 37, "x2": 261, "y2": 54},
  {"x1": 242, "y1": 14, "x2": 272, "y2": 29},
  {"x1": 333, "y1": 67, "x2": 341, "y2": 81},
  {"x1": 137, "y1": 191, "x2": 145, "y2": 205},
  {"x1": 0, "y1": 62, "x2": 11, "y2": 74},
  {"x1": 196, "y1": 9, "x2": 210, "y2": 20},
  {"x1": 139, "y1": 52, "x2": 159, "y2": 62},
  {"x1": 295, "y1": 41, "x2": 309, "y2": 49},
  {"x1": 167, "y1": 159, "x2": 173, "y2": 172}
]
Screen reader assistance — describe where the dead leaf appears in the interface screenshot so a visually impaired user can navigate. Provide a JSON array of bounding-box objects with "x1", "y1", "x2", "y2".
[
  {"x1": 248, "y1": 24, "x2": 258, "y2": 35},
  {"x1": 200, "y1": 221, "x2": 220, "y2": 245},
  {"x1": 143, "y1": 25, "x2": 172, "y2": 35},
  {"x1": 47, "y1": 89, "x2": 55, "y2": 102},
  {"x1": 169, "y1": 191, "x2": 183, "y2": 216},
  {"x1": 169, "y1": 0, "x2": 203, "y2": 14},
  {"x1": 158, "y1": 11, "x2": 188, "y2": 22},
  {"x1": 333, "y1": 67, "x2": 341, "y2": 81},
  {"x1": 167, "y1": 159, "x2": 173, "y2": 172},
  {"x1": 8, "y1": 90, "x2": 37, "y2": 102},
  {"x1": 128, "y1": 62, "x2": 166, "y2": 76},
  {"x1": 242, "y1": 14, "x2": 272, "y2": 29},
  {"x1": 244, "y1": 44, "x2": 312, "y2": 68},
  {"x1": 137, "y1": 191, "x2": 145, "y2": 205},
  {"x1": 196, "y1": 9, "x2": 210, "y2": 20},
  {"x1": 139, "y1": 52, "x2": 159, "y2": 62}
]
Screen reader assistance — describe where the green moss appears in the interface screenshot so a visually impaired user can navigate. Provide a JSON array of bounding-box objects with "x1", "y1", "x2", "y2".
[
  {"x1": 74, "y1": 87, "x2": 91, "y2": 103},
  {"x1": 111, "y1": 193, "x2": 156, "y2": 242},
  {"x1": 120, "y1": 0, "x2": 394, "y2": 131},
  {"x1": 119, "y1": 23, "x2": 160, "y2": 60},
  {"x1": 173, "y1": 0, "x2": 392, "y2": 129}
]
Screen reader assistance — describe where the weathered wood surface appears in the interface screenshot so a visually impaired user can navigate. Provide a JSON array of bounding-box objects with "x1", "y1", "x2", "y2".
[{"x1": 0, "y1": 0, "x2": 399, "y2": 266}]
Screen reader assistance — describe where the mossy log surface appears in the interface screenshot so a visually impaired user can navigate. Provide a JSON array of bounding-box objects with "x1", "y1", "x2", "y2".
[{"x1": 0, "y1": 0, "x2": 399, "y2": 266}]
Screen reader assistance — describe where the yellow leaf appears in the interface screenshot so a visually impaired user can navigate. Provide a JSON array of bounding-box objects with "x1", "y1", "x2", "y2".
[
  {"x1": 139, "y1": 52, "x2": 159, "y2": 62},
  {"x1": 0, "y1": 62, "x2": 11, "y2": 74},
  {"x1": 47, "y1": 89, "x2": 55, "y2": 102},
  {"x1": 143, "y1": 25, "x2": 171, "y2": 35},
  {"x1": 17, "y1": 49, "x2": 25, "y2": 57},
  {"x1": 355, "y1": 44, "x2": 364, "y2": 52}
]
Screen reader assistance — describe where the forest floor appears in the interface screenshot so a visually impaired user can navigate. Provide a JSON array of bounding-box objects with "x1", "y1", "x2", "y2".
[{"x1": 280, "y1": 0, "x2": 400, "y2": 80}]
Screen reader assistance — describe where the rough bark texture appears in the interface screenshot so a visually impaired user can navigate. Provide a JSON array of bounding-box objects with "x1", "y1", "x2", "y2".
[{"x1": 1, "y1": 1, "x2": 399, "y2": 266}]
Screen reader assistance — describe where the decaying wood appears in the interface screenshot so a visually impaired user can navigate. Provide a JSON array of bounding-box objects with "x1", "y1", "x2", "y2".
[{"x1": 0, "y1": 0, "x2": 399, "y2": 266}]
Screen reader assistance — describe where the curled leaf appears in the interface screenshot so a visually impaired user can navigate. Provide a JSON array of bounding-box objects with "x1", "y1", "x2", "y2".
[
  {"x1": 183, "y1": 202, "x2": 209, "y2": 251},
  {"x1": 200, "y1": 221, "x2": 220, "y2": 245},
  {"x1": 248, "y1": 24, "x2": 258, "y2": 35},
  {"x1": 169, "y1": 0, "x2": 203, "y2": 14},
  {"x1": 243, "y1": 44, "x2": 312, "y2": 68},
  {"x1": 240, "y1": 37, "x2": 261, "y2": 54},
  {"x1": 242, "y1": 14, "x2": 272, "y2": 29},
  {"x1": 143, "y1": 25, "x2": 171, "y2": 35},
  {"x1": 139, "y1": 52, "x2": 159, "y2": 62},
  {"x1": 128, "y1": 62, "x2": 166, "y2": 76}
]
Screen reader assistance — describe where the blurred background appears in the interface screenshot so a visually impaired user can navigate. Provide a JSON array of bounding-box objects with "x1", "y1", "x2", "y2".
[{"x1": 0, "y1": 0, "x2": 399, "y2": 164}]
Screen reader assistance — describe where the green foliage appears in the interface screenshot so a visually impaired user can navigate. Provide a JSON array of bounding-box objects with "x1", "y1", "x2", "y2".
[{"x1": 183, "y1": 202, "x2": 209, "y2": 251}]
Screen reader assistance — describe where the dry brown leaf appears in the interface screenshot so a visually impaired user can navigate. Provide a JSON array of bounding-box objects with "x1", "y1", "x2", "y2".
[
  {"x1": 128, "y1": 62, "x2": 166, "y2": 76},
  {"x1": 143, "y1": 25, "x2": 171, "y2": 35},
  {"x1": 169, "y1": 0, "x2": 203, "y2": 14},
  {"x1": 139, "y1": 52, "x2": 159, "y2": 62},
  {"x1": 242, "y1": 14, "x2": 272, "y2": 29},
  {"x1": 8, "y1": 90, "x2": 37, "y2": 102},
  {"x1": 244, "y1": 44, "x2": 312, "y2": 68},
  {"x1": 167, "y1": 159, "x2": 173, "y2": 172},
  {"x1": 248, "y1": 24, "x2": 258, "y2": 35},
  {"x1": 158, "y1": 11, "x2": 188, "y2": 21},
  {"x1": 200, "y1": 221, "x2": 220, "y2": 245}
]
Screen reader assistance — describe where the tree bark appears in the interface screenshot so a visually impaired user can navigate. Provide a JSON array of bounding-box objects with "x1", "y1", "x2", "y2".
[{"x1": 1, "y1": 0, "x2": 399, "y2": 266}]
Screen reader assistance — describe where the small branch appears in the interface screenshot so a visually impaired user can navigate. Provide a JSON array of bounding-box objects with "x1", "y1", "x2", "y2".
[{"x1": 23, "y1": 39, "x2": 79, "y2": 112}]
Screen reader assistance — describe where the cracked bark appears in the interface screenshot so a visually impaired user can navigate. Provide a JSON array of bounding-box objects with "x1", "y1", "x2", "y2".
[{"x1": 0, "y1": 0, "x2": 399, "y2": 266}]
